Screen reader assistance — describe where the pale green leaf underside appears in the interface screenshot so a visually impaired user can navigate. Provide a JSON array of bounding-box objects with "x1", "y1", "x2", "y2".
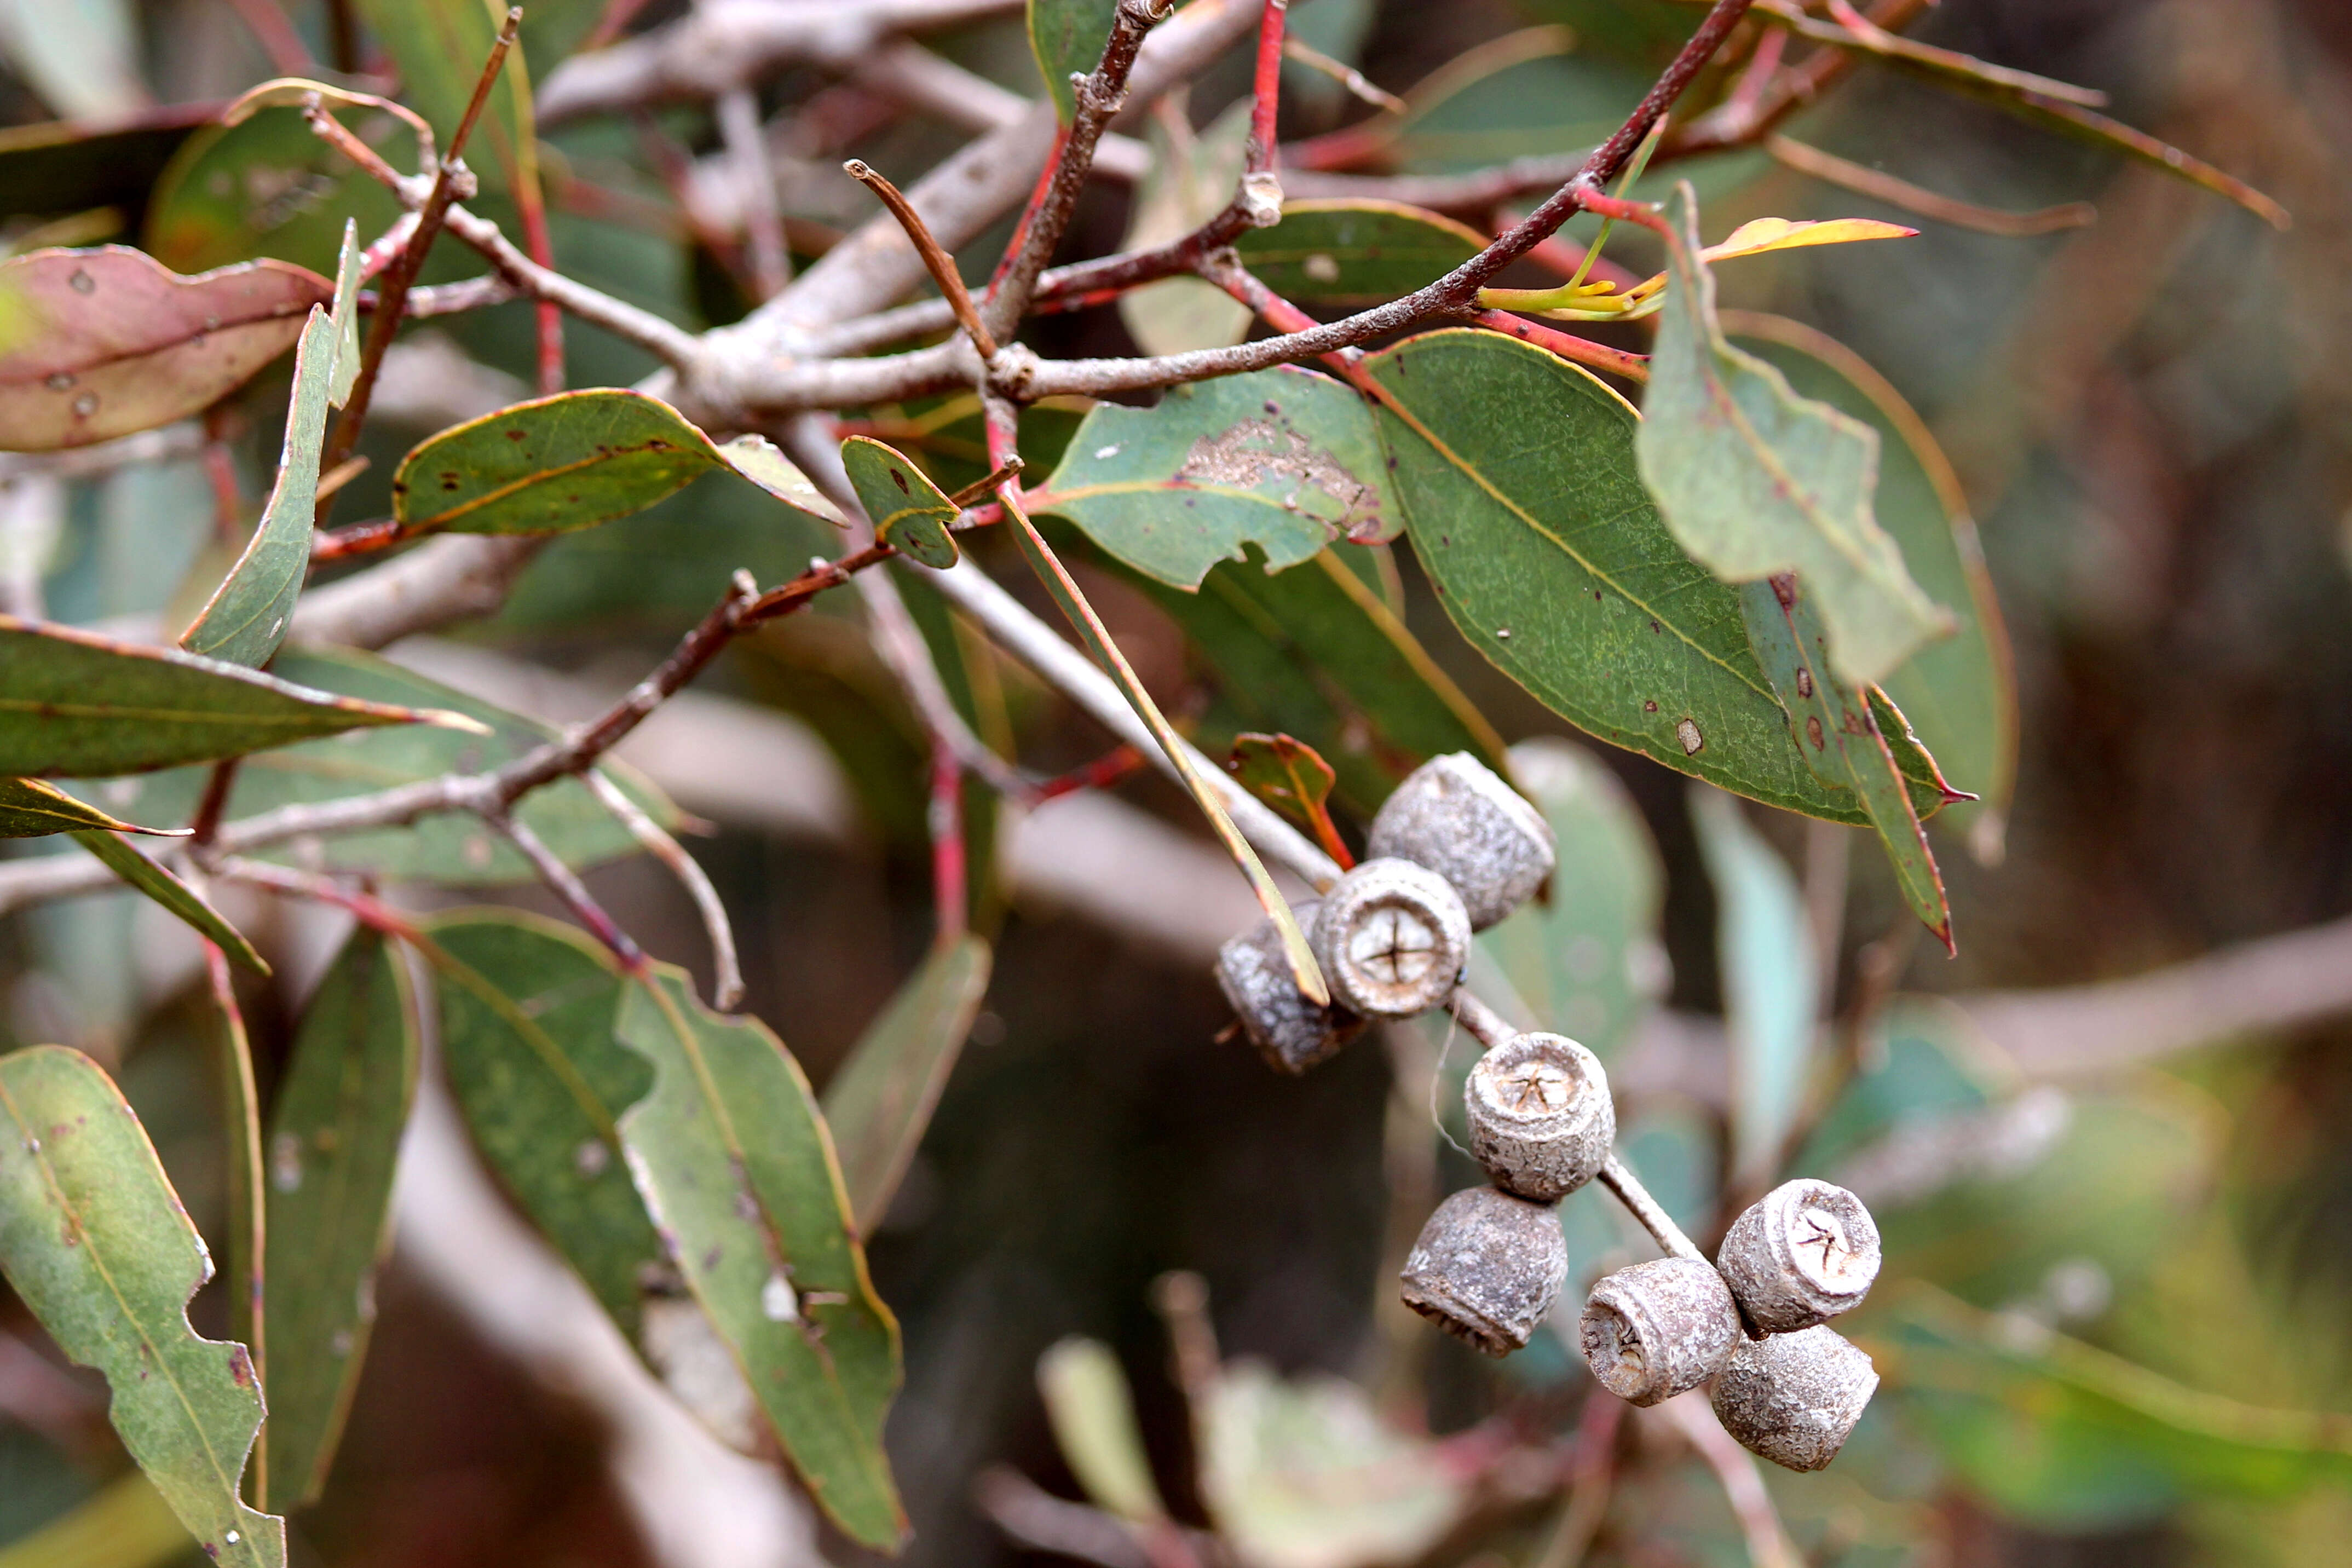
[{"x1": 0, "y1": 1046, "x2": 285, "y2": 1567}]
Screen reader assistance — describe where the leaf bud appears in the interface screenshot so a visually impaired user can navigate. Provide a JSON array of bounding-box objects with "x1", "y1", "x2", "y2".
[
  {"x1": 1715, "y1": 1179, "x2": 1881, "y2": 1333},
  {"x1": 1465, "y1": 1031, "x2": 1614, "y2": 1201},
  {"x1": 1578, "y1": 1256, "x2": 1742, "y2": 1406},
  {"x1": 1366, "y1": 753, "x2": 1555, "y2": 930},
  {"x1": 1215, "y1": 901, "x2": 1365, "y2": 1075},
  {"x1": 1398, "y1": 1185, "x2": 1569, "y2": 1357},
  {"x1": 1309, "y1": 857, "x2": 1472, "y2": 1019},
  {"x1": 1709, "y1": 1325, "x2": 1878, "y2": 1472}
]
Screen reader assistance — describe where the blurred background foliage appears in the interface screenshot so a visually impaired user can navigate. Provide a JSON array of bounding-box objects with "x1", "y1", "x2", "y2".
[{"x1": 3, "y1": 1, "x2": 2351, "y2": 1567}]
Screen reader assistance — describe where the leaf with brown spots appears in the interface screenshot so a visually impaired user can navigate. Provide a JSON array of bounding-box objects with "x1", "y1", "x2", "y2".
[
  {"x1": 841, "y1": 435, "x2": 959, "y2": 569},
  {"x1": 391, "y1": 388, "x2": 844, "y2": 540},
  {"x1": 0, "y1": 245, "x2": 330, "y2": 451},
  {"x1": 1227, "y1": 733, "x2": 1354, "y2": 871},
  {"x1": 0, "y1": 1045, "x2": 285, "y2": 1566}
]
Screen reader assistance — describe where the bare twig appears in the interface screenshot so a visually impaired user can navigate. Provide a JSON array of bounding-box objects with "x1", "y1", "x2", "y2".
[
  {"x1": 1283, "y1": 35, "x2": 1405, "y2": 115},
  {"x1": 319, "y1": 8, "x2": 522, "y2": 488},
  {"x1": 845, "y1": 159, "x2": 998, "y2": 356},
  {"x1": 1598, "y1": 1154, "x2": 1707, "y2": 1264},
  {"x1": 441, "y1": 204, "x2": 706, "y2": 369},
  {"x1": 718, "y1": 90, "x2": 791, "y2": 298},
  {"x1": 584, "y1": 771, "x2": 743, "y2": 1010}
]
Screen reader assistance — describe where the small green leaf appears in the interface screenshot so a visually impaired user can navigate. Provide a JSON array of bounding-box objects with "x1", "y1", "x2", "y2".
[
  {"x1": 1040, "y1": 366, "x2": 1396, "y2": 587},
  {"x1": 1005, "y1": 495, "x2": 1329, "y2": 1006},
  {"x1": 392, "y1": 388, "x2": 838, "y2": 539},
  {"x1": 424, "y1": 910, "x2": 661, "y2": 1340},
  {"x1": 1037, "y1": 1338, "x2": 1166, "y2": 1524},
  {"x1": 1636, "y1": 183, "x2": 1951, "y2": 689},
  {"x1": 0, "y1": 1046, "x2": 285, "y2": 1567},
  {"x1": 1689, "y1": 787, "x2": 1817, "y2": 1188},
  {"x1": 179, "y1": 303, "x2": 333, "y2": 667},
  {"x1": 1028, "y1": 0, "x2": 1121, "y2": 123},
  {"x1": 0, "y1": 618, "x2": 458, "y2": 777},
  {"x1": 0, "y1": 246, "x2": 329, "y2": 451},
  {"x1": 820, "y1": 935, "x2": 993, "y2": 1231},
  {"x1": 1227, "y1": 733, "x2": 1352, "y2": 871},
  {"x1": 841, "y1": 435, "x2": 959, "y2": 569},
  {"x1": 68, "y1": 831, "x2": 268, "y2": 975},
  {"x1": 1232, "y1": 200, "x2": 1484, "y2": 305},
  {"x1": 1478, "y1": 738, "x2": 1665, "y2": 1061},
  {"x1": 0, "y1": 776, "x2": 176, "y2": 837},
  {"x1": 1724, "y1": 313, "x2": 2015, "y2": 838},
  {"x1": 73, "y1": 645, "x2": 678, "y2": 886},
  {"x1": 614, "y1": 968, "x2": 907, "y2": 1549},
  {"x1": 260, "y1": 927, "x2": 419, "y2": 1510},
  {"x1": 1739, "y1": 577, "x2": 1955, "y2": 948},
  {"x1": 1364, "y1": 327, "x2": 1947, "y2": 825}
]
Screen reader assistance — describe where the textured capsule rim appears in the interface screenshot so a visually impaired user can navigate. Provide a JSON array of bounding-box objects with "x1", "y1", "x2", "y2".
[{"x1": 1467, "y1": 1031, "x2": 1610, "y2": 1133}]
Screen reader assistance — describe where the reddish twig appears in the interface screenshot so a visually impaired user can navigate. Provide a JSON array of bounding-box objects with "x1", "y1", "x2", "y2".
[
  {"x1": 1473, "y1": 310, "x2": 1651, "y2": 382},
  {"x1": 928, "y1": 748, "x2": 968, "y2": 943},
  {"x1": 1028, "y1": 745, "x2": 1148, "y2": 804},
  {"x1": 488, "y1": 808, "x2": 647, "y2": 971},
  {"x1": 583, "y1": 771, "x2": 744, "y2": 1010},
  {"x1": 1246, "y1": 0, "x2": 1289, "y2": 177}
]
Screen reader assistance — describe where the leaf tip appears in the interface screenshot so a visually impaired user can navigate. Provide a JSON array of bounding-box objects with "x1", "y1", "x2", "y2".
[{"x1": 419, "y1": 708, "x2": 494, "y2": 736}]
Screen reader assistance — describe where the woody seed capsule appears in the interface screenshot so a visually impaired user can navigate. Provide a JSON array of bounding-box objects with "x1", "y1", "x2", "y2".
[
  {"x1": 1310, "y1": 857, "x2": 1472, "y2": 1019},
  {"x1": 1716, "y1": 1179, "x2": 1882, "y2": 1333},
  {"x1": 1579, "y1": 1257, "x2": 1742, "y2": 1406},
  {"x1": 1465, "y1": 1032, "x2": 1615, "y2": 1201},
  {"x1": 1398, "y1": 1185, "x2": 1569, "y2": 1357},
  {"x1": 1215, "y1": 901, "x2": 1365, "y2": 1075},
  {"x1": 1709, "y1": 1325, "x2": 1878, "y2": 1472},
  {"x1": 1367, "y1": 753, "x2": 1556, "y2": 930}
]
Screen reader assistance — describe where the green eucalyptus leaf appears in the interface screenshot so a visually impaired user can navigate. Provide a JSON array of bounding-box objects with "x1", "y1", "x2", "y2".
[
  {"x1": 67, "y1": 830, "x2": 268, "y2": 974},
  {"x1": 1364, "y1": 327, "x2": 1947, "y2": 824},
  {"x1": 1040, "y1": 366, "x2": 1396, "y2": 587},
  {"x1": 392, "y1": 388, "x2": 838, "y2": 539},
  {"x1": 1394, "y1": 29, "x2": 1644, "y2": 174},
  {"x1": 259, "y1": 927, "x2": 419, "y2": 1510},
  {"x1": 1231, "y1": 200, "x2": 1483, "y2": 305},
  {"x1": 1739, "y1": 576, "x2": 1955, "y2": 947},
  {"x1": 1690, "y1": 787, "x2": 1816, "y2": 1187},
  {"x1": 841, "y1": 434, "x2": 959, "y2": 569},
  {"x1": 1037, "y1": 1338, "x2": 1166, "y2": 1524},
  {"x1": 143, "y1": 105, "x2": 412, "y2": 275},
  {"x1": 0, "y1": 246, "x2": 329, "y2": 451},
  {"x1": 614, "y1": 967, "x2": 907, "y2": 1549},
  {"x1": 1478, "y1": 738, "x2": 1665, "y2": 1060},
  {"x1": 0, "y1": 776, "x2": 174, "y2": 837},
  {"x1": 1028, "y1": 0, "x2": 1121, "y2": 123},
  {"x1": 820, "y1": 934, "x2": 993, "y2": 1231},
  {"x1": 65, "y1": 646, "x2": 673, "y2": 885},
  {"x1": 1724, "y1": 313, "x2": 2015, "y2": 840},
  {"x1": 1636, "y1": 183, "x2": 1950, "y2": 689},
  {"x1": 0, "y1": 1046, "x2": 284, "y2": 1567},
  {"x1": 424, "y1": 912, "x2": 662, "y2": 1341},
  {"x1": 0, "y1": 618, "x2": 455, "y2": 777},
  {"x1": 178, "y1": 299, "x2": 335, "y2": 667}
]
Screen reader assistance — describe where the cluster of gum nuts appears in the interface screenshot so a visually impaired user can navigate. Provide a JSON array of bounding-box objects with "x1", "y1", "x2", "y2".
[{"x1": 1215, "y1": 753, "x2": 1884, "y2": 1474}]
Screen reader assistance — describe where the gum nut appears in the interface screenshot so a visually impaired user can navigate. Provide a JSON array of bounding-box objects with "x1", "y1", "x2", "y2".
[
  {"x1": 1309, "y1": 857, "x2": 1472, "y2": 1019},
  {"x1": 1579, "y1": 1257, "x2": 1742, "y2": 1406},
  {"x1": 1366, "y1": 752, "x2": 1556, "y2": 930},
  {"x1": 1716, "y1": 1179, "x2": 1882, "y2": 1333},
  {"x1": 1215, "y1": 902, "x2": 1364, "y2": 1075},
  {"x1": 1465, "y1": 1032, "x2": 1615, "y2": 1201},
  {"x1": 1710, "y1": 1325, "x2": 1878, "y2": 1472},
  {"x1": 1398, "y1": 1186, "x2": 1569, "y2": 1358}
]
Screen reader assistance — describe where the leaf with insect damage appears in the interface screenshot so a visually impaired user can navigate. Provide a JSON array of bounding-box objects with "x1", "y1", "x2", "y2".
[
  {"x1": 392, "y1": 389, "x2": 841, "y2": 540},
  {"x1": 1364, "y1": 327, "x2": 1952, "y2": 826},
  {"x1": 67, "y1": 829, "x2": 269, "y2": 974},
  {"x1": 820, "y1": 934, "x2": 993, "y2": 1231},
  {"x1": 841, "y1": 435, "x2": 959, "y2": 569},
  {"x1": 0, "y1": 1046, "x2": 285, "y2": 1567},
  {"x1": 180, "y1": 222, "x2": 359, "y2": 669},
  {"x1": 1227, "y1": 733, "x2": 1352, "y2": 872},
  {"x1": 260, "y1": 927, "x2": 418, "y2": 1510},
  {"x1": 615, "y1": 967, "x2": 906, "y2": 1549},
  {"x1": 0, "y1": 246, "x2": 329, "y2": 451},
  {"x1": 0, "y1": 618, "x2": 468, "y2": 777},
  {"x1": 1637, "y1": 185, "x2": 1952, "y2": 689},
  {"x1": 1739, "y1": 575, "x2": 1959, "y2": 949},
  {"x1": 1039, "y1": 366, "x2": 1396, "y2": 588}
]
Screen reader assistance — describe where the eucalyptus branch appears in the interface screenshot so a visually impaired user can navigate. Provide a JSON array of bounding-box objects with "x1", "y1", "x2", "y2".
[
  {"x1": 488, "y1": 807, "x2": 647, "y2": 970},
  {"x1": 981, "y1": 0, "x2": 1169, "y2": 340},
  {"x1": 584, "y1": 771, "x2": 745, "y2": 1011}
]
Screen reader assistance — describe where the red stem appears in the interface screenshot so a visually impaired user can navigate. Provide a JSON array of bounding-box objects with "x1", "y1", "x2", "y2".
[
  {"x1": 1247, "y1": 0, "x2": 1289, "y2": 175},
  {"x1": 517, "y1": 196, "x2": 566, "y2": 394},
  {"x1": 988, "y1": 125, "x2": 1071, "y2": 294},
  {"x1": 1473, "y1": 310, "x2": 1651, "y2": 382},
  {"x1": 929, "y1": 748, "x2": 968, "y2": 943}
]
